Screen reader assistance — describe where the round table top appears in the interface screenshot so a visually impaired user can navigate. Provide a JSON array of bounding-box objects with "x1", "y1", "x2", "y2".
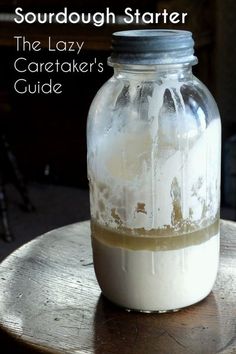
[{"x1": 0, "y1": 220, "x2": 235, "y2": 354}]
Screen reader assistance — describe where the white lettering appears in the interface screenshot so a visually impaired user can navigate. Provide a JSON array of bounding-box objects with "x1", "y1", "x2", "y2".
[
  {"x1": 14, "y1": 79, "x2": 62, "y2": 94},
  {"x1": 14, "y1": 57, "x2": 27, "y2": 73},
  {"x1": 124, "y1": 7, "x2": 134, "y2": 24},
  {"x1": 68, "y1": 12, "x2": 80, "y2": 24},
  {"x1": 142, "y1": 12, "x2": 154, "y2": 24},
  {"x1": 124, "y1": 8, "x2": 188, "y2": 25},
  {"x1": 25, "y1": 12, "x2": 37, "y2": 24},
  {"x1": 14, "y1": 78, "x2": 27, "y2": 94},
  {"x1": 14, "y1": 7, "x2": 116, "y2": 26},
  {"x1": 14, "y1": 36, "x2": 41, "y2": 52},
  {"x1": 14, "y1": 7, "x2": 24, "y2": 24},
  {"x1": 56, "y1": 8, "x2": 68, "y2": 24},
  {"x1": 169, "y1": 12, "x2": 180, "y2": 24},
  {"x1": 14, "y1": 7, "x2": 187, "y2": 26},
  {"x1": 182, "y1": 13, "x2": 188, "y2": 23}
]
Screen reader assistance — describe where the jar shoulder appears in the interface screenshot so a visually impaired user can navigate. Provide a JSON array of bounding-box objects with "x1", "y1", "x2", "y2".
[
  {"x1": 180, "y1": 75, "x2": 221, "y2": 122},
  {"x1": 89, "y1": 74, "x2": 219, "y2": 112},
  {"x1": 87, "y1": 74, "x2": 220, "y2": 140}
]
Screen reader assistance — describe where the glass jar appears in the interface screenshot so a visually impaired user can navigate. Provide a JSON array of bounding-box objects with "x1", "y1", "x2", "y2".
[{"x1": 87, "y1": 30, "x2": 221, "y2": 312}]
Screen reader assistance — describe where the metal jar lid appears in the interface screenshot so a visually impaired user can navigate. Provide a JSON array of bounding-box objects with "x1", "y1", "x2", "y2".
[{"x1": 109, "y1": 29, "x2": 197, "y2": 65}]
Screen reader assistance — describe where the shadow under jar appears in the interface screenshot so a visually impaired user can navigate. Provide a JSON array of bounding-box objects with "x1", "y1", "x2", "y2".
[{"x1": 87, "y1": 30, "x2": 221, "y2": 312}]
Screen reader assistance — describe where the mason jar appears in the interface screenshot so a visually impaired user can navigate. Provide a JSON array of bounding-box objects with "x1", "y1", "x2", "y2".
[{"x1": 87, "y1": 30, "x2": 221, "y2": 312}]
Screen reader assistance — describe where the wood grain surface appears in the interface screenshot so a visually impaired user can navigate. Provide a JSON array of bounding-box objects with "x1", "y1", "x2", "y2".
[{"x1": 0, "y1": 220, "x2": 235, "y2": 354}]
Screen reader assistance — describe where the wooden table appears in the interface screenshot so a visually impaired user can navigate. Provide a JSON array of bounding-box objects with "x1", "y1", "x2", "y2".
[{"x1": 0, "y1": 220, "x2": 235, "y2": 354}]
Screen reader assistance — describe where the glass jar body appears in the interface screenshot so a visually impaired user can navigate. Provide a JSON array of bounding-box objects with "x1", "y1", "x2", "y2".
[{"x1": 87, "y1": 63, "x2": 221, "y2": 312}]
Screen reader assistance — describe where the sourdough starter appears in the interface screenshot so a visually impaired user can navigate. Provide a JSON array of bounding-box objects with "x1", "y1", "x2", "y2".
[{"x1": 88, "y1": 87, "x2": 221, "y2": 311}]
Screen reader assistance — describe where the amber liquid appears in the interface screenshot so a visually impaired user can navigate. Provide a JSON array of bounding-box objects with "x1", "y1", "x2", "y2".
[{"x1": 91, "y1": 218, "x2": 220, "y2": 251}]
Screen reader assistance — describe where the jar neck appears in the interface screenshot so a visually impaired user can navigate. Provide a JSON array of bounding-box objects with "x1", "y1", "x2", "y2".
[{"x1": 112, "y1": 63, "x2": 194, "y2": 82}]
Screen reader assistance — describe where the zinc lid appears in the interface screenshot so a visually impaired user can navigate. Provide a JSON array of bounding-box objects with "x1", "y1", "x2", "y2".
[{"x1": 109, "y1": 29, "x2": 197, "y2": 65}]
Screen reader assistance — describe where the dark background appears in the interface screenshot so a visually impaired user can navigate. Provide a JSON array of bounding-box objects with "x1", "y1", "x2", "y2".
[{"x1": 0, "y1": 0, "x2": 236, "y2": 260}]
